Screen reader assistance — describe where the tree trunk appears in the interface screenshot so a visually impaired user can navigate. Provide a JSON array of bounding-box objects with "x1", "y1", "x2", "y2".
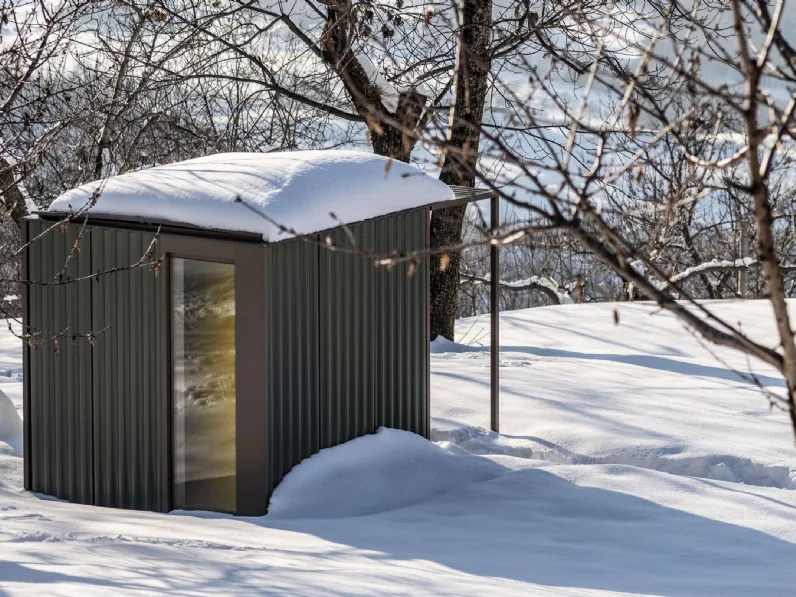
[
  {"x1": 731, "y1": 0, "x2": 796, "y2": 431},
  {"x1": 319, "y1": 4, "x2": 424, "y2": 163},
  {"x1": 429, "y1": 204, "x2": 467, "y2": 340},
  {"x1": 318, "y1": 0, "x2": 492, "y2": 341},
  {"x1": 0, "y1": 158, "x2": 28, "y2": 224},
  {"x1": 748, "y1": 148, "x2": 796, "y2": 431},
  {"x1": 430, "y1": 0, "x2": 492, "y2": 340}
]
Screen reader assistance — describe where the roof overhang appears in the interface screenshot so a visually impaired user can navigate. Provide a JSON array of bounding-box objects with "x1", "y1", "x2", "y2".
[
  {"x1": 34, "y1": 185, "x2": 496, "y2": 241},
  {"x1": 431, "y1": 186, "x2": 499, "y2": 210}
]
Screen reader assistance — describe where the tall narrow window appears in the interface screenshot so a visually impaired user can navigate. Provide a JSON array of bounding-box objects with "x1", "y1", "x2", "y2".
[{"x1": 172, "y1": 258, "x2": 236, "y2": 513}]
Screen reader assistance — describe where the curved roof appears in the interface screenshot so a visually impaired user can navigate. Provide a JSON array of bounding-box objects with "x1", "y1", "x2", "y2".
[{"x1": 48, "y1": 150, "x2": 454, "y2": 241}]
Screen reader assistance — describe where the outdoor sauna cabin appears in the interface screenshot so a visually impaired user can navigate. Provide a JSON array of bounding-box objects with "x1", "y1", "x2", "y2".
[{"x1": 22, "y1": 150, "x2": 458, "y2": 516}]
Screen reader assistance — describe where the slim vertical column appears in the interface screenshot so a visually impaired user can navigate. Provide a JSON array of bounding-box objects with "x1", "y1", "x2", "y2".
[
  {"x1": 738, "y1": 220, "x2": 749, "y2": 298},
  {"x1": 21, "y1": 221, "x2": 30, "y2": 490},
  {"x1": 490, "y1": 194, "x2": 499, "y2": 433}
]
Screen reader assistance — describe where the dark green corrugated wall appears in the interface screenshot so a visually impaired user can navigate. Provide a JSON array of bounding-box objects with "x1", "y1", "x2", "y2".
[
  {"x1": 25, "y1": 220, "x2": 166, "y2": 511},
  {"x1": 265, "y1": 208, "x2": 429, "y2": 497},
  {"x1": 375, "y1": 209, "x2": 430, "y2": 438},
  {"x1": 266, "y1": 238, "x2": 320, "y2": 494},
  {"x1": 27, "y1": 207, "x2": 429, "y2": 512},
  {"x1": 27, "y1": 221, "x2": 94, "y2": 504},
  {"x1": 319, "y1": 219, "x2": 379, "y2": 448},
  {"x1": 91, "y1": 228, "x2": 164, "y2": 511}
]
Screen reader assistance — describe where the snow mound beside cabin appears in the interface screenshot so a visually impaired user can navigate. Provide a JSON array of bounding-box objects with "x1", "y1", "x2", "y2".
[
  {"x1": 267, "y1": 427, "x2": 503, "y2": 519},
  {"x1": 0, "y1": 389, "x2": 21, "y2": 446},
  {"x1": 48, "y1": 150, "x2": 454, "y2": 241},
  {"x1": 430, "y1": 336, "x2": 479, "y2": 354}
]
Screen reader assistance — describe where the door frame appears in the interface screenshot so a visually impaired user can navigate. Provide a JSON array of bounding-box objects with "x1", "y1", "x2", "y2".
[{"x1": 159, "y1": 234, "x2": 268, "y2": 516}]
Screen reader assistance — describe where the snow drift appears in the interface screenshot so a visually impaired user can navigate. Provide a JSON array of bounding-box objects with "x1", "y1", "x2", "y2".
[
  {"x1": 430, "y1": 336, "x2": 478, "y2": 354},
  {"x1": 267, "y1": 427, "x2": 503, "y2": 519},
  {"x1": 0, "y1": 388, "x2": 21, "y2": 445},
  {"x1": 431, "y1": 300, "x2": 796, "y2": 490},
  {"x1": 47, "y1": 150, "x2": 454, "y2": 241}
]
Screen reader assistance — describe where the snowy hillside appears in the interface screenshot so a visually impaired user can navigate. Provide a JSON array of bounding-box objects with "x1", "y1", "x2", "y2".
[
  {"x1": 432, "y1": 300, "x2": 794, "y2": 489},
  {"x1": 1, "y1": 300, "x2": 795, "y2": 596}
]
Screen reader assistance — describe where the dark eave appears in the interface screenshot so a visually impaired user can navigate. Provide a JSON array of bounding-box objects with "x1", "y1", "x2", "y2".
[
  {"x1": 433, "y1": 186, "x2": 499, "y2": 210},
  {"x1": 33, "y1": 211, "x2": 266, "y2": 243}
]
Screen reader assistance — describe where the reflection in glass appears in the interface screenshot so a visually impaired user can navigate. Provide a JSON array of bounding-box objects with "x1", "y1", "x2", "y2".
[{"x1": 172, "y1": 258, "x2": 236, "y2": 513}]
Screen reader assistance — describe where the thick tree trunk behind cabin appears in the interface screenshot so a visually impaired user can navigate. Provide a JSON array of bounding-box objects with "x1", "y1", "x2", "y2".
[
  {"x1": 319, "y1": 0, "x2": 491, "y2": 341},
  {"x1": 430, "y1": 0, "x2": 492, "y2": 341},
  {"x1": 430, "y1": 203, "x2": 467, "y2": 340}
]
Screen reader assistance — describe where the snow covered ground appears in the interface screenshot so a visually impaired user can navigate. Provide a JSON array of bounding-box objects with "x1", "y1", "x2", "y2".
[
  {"x1": 1, "y1": 300, "x2": 795, "y2": 596},
  {"x1": 431, "y1": 300, "x2": 795, "y2": 489}
]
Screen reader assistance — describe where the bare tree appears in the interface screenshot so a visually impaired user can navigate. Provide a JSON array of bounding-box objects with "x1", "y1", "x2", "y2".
[
  {"x1": 431, "y1": 0, "x2": 492, "y2": 340},
  {"x1": 443, "y1": 0, "x2": 796, "y2": 432},
  {"x1": 128, "y1": 0, "x2": 656, "y2": 339},
  {"x1": 5, "y1": 0, "x2": 796, "y2": 436}
]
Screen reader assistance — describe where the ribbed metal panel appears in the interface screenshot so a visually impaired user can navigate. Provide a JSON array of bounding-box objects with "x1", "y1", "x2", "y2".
[
  {"x1": 26, "y1": 220, "x2": 93, "y2": 504},
  {"x1": 91, "y1": 228, "x2": 163, "y2": 511},
  {"x1": 265, "y1": 239, "x2": 320, "y2": 495},
  {"x1": 375, "y1": 209, "x2": 430, "y2": 438},
  {"x1": 73, "y1": 225, "x2": 94, "y2": 499},
  {"x1": 264, "y1": 209, "x2": 430, "y2": 502},
  {"x1": 318, "y1": 220, "x2": 379, "y2": 449},
  {"x1": 26, "y1": 221, "x2": 163, "y2": 510}
]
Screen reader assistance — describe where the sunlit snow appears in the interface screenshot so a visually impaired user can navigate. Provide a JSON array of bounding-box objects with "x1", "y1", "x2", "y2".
[
  {"x1": 1, "y1": 300, "x2": 795, "y2": 596},
  {"x1": 47, "y1": 150, "x2": 454, "y2": 241}
]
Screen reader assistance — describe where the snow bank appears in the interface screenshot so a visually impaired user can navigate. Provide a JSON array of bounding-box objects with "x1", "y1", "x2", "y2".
[
  {"x1": 430, "y1": 336, "x2": 479, "y2": 353},
  {"x1": 432, "y1": 300, "x2": 796, "y2": 490},
  {"x1": 48, "y1": 151, "x2": 454, "y2": 241},
  {"x1": 2, "y1": 303, "x2": 796, "y2": 595},
  {"x1": 433, "y1": 420, "x2": 796, "y2": 489},
  {"x1": 267, "y1": 427, "x2": 502, "y2": 519},
  {"x1": 0, "y1": 389, "x2": 21, "y2": 445}
]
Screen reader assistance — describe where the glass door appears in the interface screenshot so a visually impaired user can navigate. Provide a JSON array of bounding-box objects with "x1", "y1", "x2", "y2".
[{"x1": 171, "y1": 258, "x2": 236, "y2": 513}]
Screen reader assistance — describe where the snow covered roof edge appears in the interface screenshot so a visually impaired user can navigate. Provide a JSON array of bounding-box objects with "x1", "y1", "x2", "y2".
[{"x1": 47, "y1": 150, "x2": 457, "y2": 242}]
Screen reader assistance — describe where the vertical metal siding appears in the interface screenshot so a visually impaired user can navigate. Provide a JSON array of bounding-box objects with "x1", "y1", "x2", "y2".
[
  {"x1": 263, "y1": 210, "x2": 428, "y2": 499},
  {"x1": 74, "y1": 225, "x2": 94, "y2": 500},
  {"x1": 318, "y1": 220, "x2": 378, "y2": 449},
  {"x1": 91, "y1": 228, "x2": 163, "y2": 511},
  {"x1": 21, "y1": 221, "x2": 30, "y2": 491},
  {"x1": 374, "y1": 210, "x2": 430, "y2": 438},
  {"x1": 265, "y1": 238, "x2": 320, "y2": 496},
  {"x1": 26, "y1": 220, "x2": 93, "y2": 504},
  {"x1": 264, "y1": 209, "x2": 429, "y2": 505},
  {"x1": 26, "y1": 222, "x2": 164, "y2": 511}
]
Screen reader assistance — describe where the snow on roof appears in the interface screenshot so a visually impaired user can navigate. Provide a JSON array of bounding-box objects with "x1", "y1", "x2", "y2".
[{"x1": 47, "y1": 150, "x2": 454, "y2": 241}]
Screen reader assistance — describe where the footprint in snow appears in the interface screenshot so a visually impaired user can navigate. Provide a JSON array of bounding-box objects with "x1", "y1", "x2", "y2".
[
  {"x1": 0, "y1": 512, "x2": 51, "y2": 522},
  {"x1": 500, "y1": 358, "x2": 535, "y2": 368}
]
